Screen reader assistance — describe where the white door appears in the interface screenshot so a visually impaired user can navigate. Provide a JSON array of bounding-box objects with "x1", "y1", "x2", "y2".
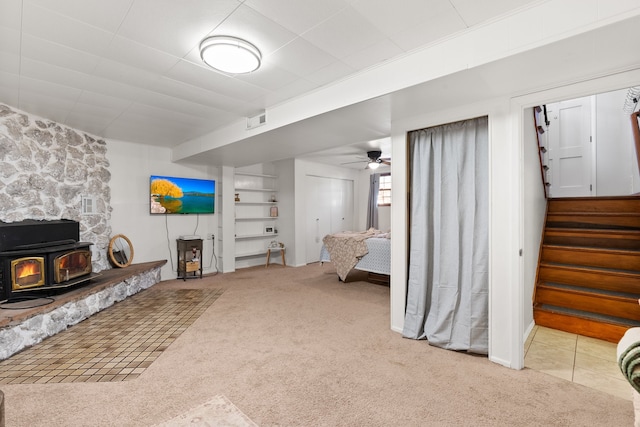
[
  {"x1": 305, "y1": 176, "x2": 354, "y2": 263},
  {"x1": 547, "y1": 97, "x2": 593, "y2": 198}
]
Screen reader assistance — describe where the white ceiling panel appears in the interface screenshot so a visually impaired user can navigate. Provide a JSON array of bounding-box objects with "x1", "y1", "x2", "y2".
[
  {"x1": 117, "y1": 0, "x2": 240, "y2": 58},
  {"x1": 102, "y1": 36, "x2": 181, "y2": 75},
  {"x1": 76, "y1": 91, "x2": 132, "y2": 112},
  {"x1": 234, "y1": 61, "x2": 300, "y2": 92},
  {"x1": 390, "y1": 6, "x2": 467, "y2": 52},
  {"x1": 265, "y1": 37, "x2": 337, "y2": 77},
  {"x1": 22, "y1": 2, "x2": 115, "y2": 56},
  {"x1": 243, "y1": 0, "x2": 348, "y2": 35},
  {"x1": 21, "y1": 34, "x2": 101, "y2": 76},
  {"x1": 450, "y1": 0, "x2": 541, "y2": 27},
  {"x1": 341, "y1": 38, "x2": 404, "y2": 71},
  {"x1": 26, "y1": 0, "x2": 134, "y2": 33},
  {"x1": 207, "y1": 4, "x2": 298, "y2": 57},
  {"x1": 19, "y1": 76, "x2": 83, "y2": 103},
  {"x1": 0, "y1": 0, "x2": 24, "y2": 30},
  {"x1": 147, "y1": 77, "x2": 255, "y2": 116},
  {"x1": 19, "y1": 58, "x2": 92, "y2": 91},
  {"x1": 165, "y1": 60, "x2": 270, "y2": 103},
  {"x1": 349, "y1": 0, "x2": 454, "y2": 38},
  {"x1": 301, "y1": 6, "x2": 388, "y2": 60},
  {"x1": 305, "y1": 61, "x2": 355, "y2": 87},
  {"x1": 0, "y1": 27, "x2": 21, "y2": 74}
]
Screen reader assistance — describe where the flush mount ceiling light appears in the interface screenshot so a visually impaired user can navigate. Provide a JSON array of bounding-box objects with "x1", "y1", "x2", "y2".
[{"x1": 199, "y1": 36, "x2": 261, "y2": 74}]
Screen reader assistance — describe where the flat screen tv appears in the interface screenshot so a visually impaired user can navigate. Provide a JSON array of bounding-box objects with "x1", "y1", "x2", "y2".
[{"x1": 150, "y1": 175, "x2": 215, "y2": 215}]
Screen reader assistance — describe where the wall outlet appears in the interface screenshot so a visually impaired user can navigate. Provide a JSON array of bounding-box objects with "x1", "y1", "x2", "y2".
[{"x1": 207, "y1": 233, "x2": 215, "y2": 240}]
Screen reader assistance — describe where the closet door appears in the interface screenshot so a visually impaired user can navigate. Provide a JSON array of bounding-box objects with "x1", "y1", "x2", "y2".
[{"x1": 305, "y1": 176, "x2": 354, "y2": 263}]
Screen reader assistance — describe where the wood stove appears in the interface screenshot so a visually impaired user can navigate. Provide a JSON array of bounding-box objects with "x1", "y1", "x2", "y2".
[{"x1": 0, "y1": 219, "x2": 94, "y2": 302}]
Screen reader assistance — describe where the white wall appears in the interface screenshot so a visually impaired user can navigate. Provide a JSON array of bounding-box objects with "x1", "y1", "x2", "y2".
[
  {"x1": 106, "y1": 139, "x2": 219, "y2": 280},
  {"x1": 595, "y1": 89, "x2": 640, "y2": 195},
  {"x1": 293, "y1": 159, "x2": 361, "y2": 266}
]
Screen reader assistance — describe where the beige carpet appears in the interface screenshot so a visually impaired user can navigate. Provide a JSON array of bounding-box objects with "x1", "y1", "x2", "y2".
[
  {"x1": 154, "y1": 395, "x2": 257, "y2": 427},
  {"x1": 0, "y1": 263, "x2": 635, "y2": 426}
]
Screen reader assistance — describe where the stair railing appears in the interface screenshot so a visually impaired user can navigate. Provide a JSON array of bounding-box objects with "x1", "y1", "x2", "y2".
[{"x1": 533, "y1": 106, "x2": 550, "y2": 199}]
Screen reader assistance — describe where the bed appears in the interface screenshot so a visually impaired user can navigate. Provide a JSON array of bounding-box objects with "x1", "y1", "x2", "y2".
[{"x1": 319, "y1": 229, "x2": 390, "y2": 281}]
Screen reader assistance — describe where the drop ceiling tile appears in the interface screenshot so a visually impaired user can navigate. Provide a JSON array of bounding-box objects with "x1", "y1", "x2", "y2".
[
  {"x1": 266, "y1": 37, "x2": 337, "y2": 77},
  {"x1": 449, "y1": 0, "x2": 539, "y2": 27},
  {"x1": 166, "y1": 60, "x2": 270, "y2": 103},
  {"x1": 117, "y1": 0, "x2": 240, "y2": 58},
  {"x1": 92, "y1": 58, "x2": 163, "y2": 91},
  {"x1": 243, "y1": 0, "x2": 348, "y2": 35},
  {"x1": 64, "y1": 108, "x2": 119, "y2": 135},
  {"x1": 306, "y1": 61, "x2": 355, "y2": 86},
  {"x1": 234, "y1": 61, "x2": 300, "y2": 92},
  {"x1": 103, "y1": 36, "x2": 181, "y2": 75},
  {"x1": 21, "y1": 34, "x2": 101, "y2": 75},
  {"x1": 19, "y1": 90, "x2": 76, "y2": 122},
  {"x1": 349, "y1": 0, "x2": 453, "y2": 38},
  {"x1": 76, "y1": 90, "x2": 132, "y2": 111},
  {"x1": 126, "y1": 90, "x2": 227, "y2": 121},
  {"x1": 597, "y1": 0, "x2": 640, "y2": 20},
  {"x1": 19, "y1": 76, "x2": 83, "y2": 104},
  {"x1": 341, "y1": 38, "x2": 404, "y2": 71},
  {"x1": 0, "y1": 26, "x2": 20, "y2": 74},
  {"x1": 0, "y1": 71, "x2": 20, "y2": 106},
  {"x1": 22, "y1": 2, "x2": 114, "y2": 56},
  {"x1": 0, "y1": 0, "x2": 23, "y2": 30},
  {"x1": 20, "y1": 57, "x2": 91, "y2": 91},
  {"x1": 540, "y1": 0, "x2": 598, "y2": 40},
  {"x1": 506, "y1": 7, "x2": 544, "y2": 52},
  {"x1": 26, "y1": 0, "x2": 133, "y2": 33},
  {"x1": 261, "y1": 77, "x2": 319, "y2": 106},
  {"x1": 301, "y1": 6, "x2": 387, "y2": 59},
  {"x1": 390, "y1": 7, "x2": 466, "y2": 52},
  {"x1": 148, "y1": 77, "x2": 254, "y2": 116},
  {"x1": 207, "y1": 4, "x2": 298, "y2": 57},
  {"x1": 82, "y1": 74, "x2": 150, "y2": 103}
]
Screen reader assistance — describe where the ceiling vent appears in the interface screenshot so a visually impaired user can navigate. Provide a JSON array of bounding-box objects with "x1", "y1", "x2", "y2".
[{"x1": 246, "y1": 111, "x2": 266, "y2": 130}]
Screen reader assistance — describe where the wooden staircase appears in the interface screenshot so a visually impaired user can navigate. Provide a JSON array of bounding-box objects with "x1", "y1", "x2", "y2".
[{"x1": 533, "y1": 196, "x2": 640, "y2": 343}]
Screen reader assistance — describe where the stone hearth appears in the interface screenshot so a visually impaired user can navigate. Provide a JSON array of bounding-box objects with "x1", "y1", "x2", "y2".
[{"x1": 0, "y1": 261, "x2": 166, "y2": 360}]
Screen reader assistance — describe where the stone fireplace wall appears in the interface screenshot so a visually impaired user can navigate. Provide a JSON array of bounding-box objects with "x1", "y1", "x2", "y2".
[{"x1": 0, "y1": 103, "x2": 112, "y2": 272}]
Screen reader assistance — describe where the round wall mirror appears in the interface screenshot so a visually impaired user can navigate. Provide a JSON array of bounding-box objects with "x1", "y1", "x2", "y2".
[{"x1": 108, "y1": 234, "x2": 134, "y2": 268}]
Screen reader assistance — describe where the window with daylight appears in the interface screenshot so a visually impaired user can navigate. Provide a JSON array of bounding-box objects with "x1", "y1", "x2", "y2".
[{"x1": 377, "y1": 173, "x2": 391, "y2": 206}]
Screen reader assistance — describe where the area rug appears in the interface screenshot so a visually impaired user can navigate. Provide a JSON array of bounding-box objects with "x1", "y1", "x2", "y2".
[{"x1": 153, "y1": 395, "x2": 258, "y2": 427}]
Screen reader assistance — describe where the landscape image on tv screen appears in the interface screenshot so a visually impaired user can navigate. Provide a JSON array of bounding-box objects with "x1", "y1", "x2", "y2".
[{"x1": 150, "y1": 175, "x2": 215, "y2": 214}]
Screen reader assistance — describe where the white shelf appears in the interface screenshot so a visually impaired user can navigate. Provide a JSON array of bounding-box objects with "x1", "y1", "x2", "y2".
[
  {"x1": 234, "y1": 188, "x2": 277, "y2": 192},
  {"x1": 236, "y1": 234, "x2": 278, "y2": 240},
  {"x1": 235, "y1": 216, "x2": 278, "y2": 220},
  {"x1": 235, "y1": 172, "x2": 277, "y2": 178},
  {"x1": 235, "y1": 250, "x2": 267, "y2": 258},
  {"x1": 235, "y1": 202, "x2": 277, "y2": 205}
]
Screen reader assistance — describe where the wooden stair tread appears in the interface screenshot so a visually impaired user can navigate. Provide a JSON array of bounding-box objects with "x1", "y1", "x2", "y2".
[
  {"x1": 542, "y1": 244, "x2": 640, "y2": 255},
  {"x1": 544, "y1": 227, "x2": 640, "y2": 236},
  {"x1": 539, "y1": 261, "x2": 640, "y2": 276},
  {"x1": 537, "y1": 281, "x2": 640, "y2": 299},
  {"x1": 535, "y1": 303, "x2": 640, "y2": 327}
]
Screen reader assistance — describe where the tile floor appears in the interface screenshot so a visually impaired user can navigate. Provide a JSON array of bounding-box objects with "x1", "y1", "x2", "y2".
[
  {"x1": 0, "y1": 288, "x2": 223, "y2": 384},
  {"x1": 525, "y1": 325, "x2": 633, "y2": 401}
]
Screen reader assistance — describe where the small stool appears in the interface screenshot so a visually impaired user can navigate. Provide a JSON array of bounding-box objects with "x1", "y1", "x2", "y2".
[{"x1": 266, "y1": 247, "x2": 286, "y2": 268}]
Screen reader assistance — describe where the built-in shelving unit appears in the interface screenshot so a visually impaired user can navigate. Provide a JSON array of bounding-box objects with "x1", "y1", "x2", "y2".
[{"x1": 234, "y1": 171, "x2": 279, "y2": 267}]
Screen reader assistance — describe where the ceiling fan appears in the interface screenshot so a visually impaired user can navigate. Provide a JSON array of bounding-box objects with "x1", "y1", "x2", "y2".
[{"x1": 342, "y1": 150, "x2": 391, "y2": 169}]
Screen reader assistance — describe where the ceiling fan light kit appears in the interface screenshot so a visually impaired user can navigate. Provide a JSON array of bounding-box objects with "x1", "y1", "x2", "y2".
[{"x1": 200, "y1": 35, "x2": 262, "y2": 74}]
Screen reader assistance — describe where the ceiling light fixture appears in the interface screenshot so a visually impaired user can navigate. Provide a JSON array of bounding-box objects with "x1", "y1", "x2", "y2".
[
  {"x1": 199, "y1": 36, "x2": 261, "y2": 74},
  {"x1": 368, "y1": 161, "x2": 380, "y2": 170}
]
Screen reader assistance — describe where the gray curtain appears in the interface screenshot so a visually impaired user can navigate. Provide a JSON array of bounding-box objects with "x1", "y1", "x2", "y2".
[
  {"x1": 366, "y1": 173, "x2": 379, "y2": 229},
  {"x1": 402, "y1": 116, "x2": 489, "y2": 354}
]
